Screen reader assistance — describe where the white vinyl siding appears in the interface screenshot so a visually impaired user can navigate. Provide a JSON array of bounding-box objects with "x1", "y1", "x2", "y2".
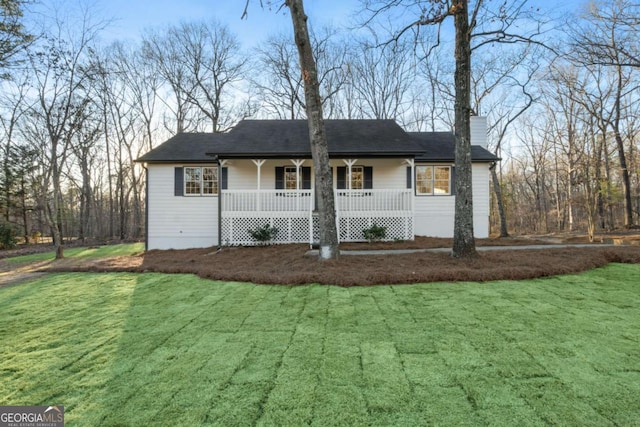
[
  {"x1": 147, "y1": 165, "x2": 218, "y2": 250},
  {"x1": 414, "y1": 163, "x2": 490, "y2": 238}
]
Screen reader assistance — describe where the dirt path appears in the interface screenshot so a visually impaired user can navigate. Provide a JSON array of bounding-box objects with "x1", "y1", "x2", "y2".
[
  {"x1": 0, "y1": 272, "x2": 48, "y2": 288},
  {"x1": 0, "y1": 260, "x2": 52, "y2": 288}
]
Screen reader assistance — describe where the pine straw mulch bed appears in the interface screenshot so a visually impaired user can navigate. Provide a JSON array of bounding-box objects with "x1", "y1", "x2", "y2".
[{"x1": 41, "y1": 236, "x2": 640, "y2": 286}]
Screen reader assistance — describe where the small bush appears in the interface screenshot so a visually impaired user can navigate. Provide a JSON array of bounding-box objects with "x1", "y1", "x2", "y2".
[
  {"x1": 363, "y1": 224, "x2": 386, "y2": 242},
  {"x1": 30, "y1": 230, "x2": 42, "y2": 244},
  {"x1": 248, "y1": 224, "x2": 279, "y2": 245},
  {"x1": 0, "y1": 222, "x2": 18, "y2": 249}
]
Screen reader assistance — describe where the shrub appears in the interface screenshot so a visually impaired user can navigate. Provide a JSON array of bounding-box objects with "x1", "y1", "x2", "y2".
[
  {"x1": 248, "y1": 224, "x2": 279, "y2": 245},
  {"x1": 0, "y1": 222, "x2": 18, "y2": 249},
  {"x1": 363, "y1": 224, "x2": 386, "y2": 242},
  {"x1": 30, "y1": 230, "x2": 42, "y2": 244}
]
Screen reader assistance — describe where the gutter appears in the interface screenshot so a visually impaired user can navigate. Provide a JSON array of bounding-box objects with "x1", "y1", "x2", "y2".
[
  {"x1": 143, "y1": 164, "x2": 149, "y2": 251},
  {"x1": 206, "y1": 154, "x2": 222, "y2": 250}
]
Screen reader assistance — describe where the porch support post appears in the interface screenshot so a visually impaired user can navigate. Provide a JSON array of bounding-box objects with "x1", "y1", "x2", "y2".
[
  {"x1": 404, "y1": 159, "x2": 415, "y2": 240},
  {"x1": 342, "y1": 159, "x2": 358, "y2": 239},
  {"x1": 290, "y1": 160, "x2": 307, "y2": 233},
  {"x1": 342, "y1": 159, "x2": 358, "y2": 190},
  {"x1": 290, "y1": 159, "x2": 306, "y2": 190},
  {"x1": 252, "y1": 159, "x2": 266, "y2": 211},
  {"x1": 218, "y1": 159, "x2": 228, "y2": 249},
  {"x1": 251, "y1": 159, "x2": 266, "y2": 189}
]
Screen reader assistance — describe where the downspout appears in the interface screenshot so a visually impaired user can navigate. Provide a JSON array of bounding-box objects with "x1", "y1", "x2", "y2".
[
  {"x1": 144, "y1": 164, "x2": 149, "y2": 251},
  {"x1": 217, "y1": 157, "x2": 222, "y2": 250}
]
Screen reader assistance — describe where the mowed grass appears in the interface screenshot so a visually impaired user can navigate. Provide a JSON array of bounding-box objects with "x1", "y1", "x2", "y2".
[
  {"x1": 3, "y1": 243, "x2": 144, "y2": 265},
  {"x1": 1, "y1": 265, "x2": 639, "y2": 426}
]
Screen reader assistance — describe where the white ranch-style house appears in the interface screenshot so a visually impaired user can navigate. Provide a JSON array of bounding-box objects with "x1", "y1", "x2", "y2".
[{"x1": 136, "y1": 118, "x2": 498, "y2": 250}]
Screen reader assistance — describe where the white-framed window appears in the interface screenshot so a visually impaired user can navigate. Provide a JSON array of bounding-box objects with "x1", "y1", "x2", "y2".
[
  {"x1": 284, "y1": 166, "x2": 299, "y2": 190},
  {"x1": 350, "y1": 166, "x2": 364, "y2": 190},
  {"x1": 185, "y1": 166, "x2": 218, "y2": 195},
  {"x1": 416, "y1": 165, "x2": 451, "y2": 195}
]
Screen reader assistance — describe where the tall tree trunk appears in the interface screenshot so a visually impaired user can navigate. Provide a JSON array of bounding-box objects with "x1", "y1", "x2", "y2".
[
  {"x1": 286, "y1": 0, "x2": 339, "y2": 260},
  {"x1": 612, "y1": 65, "x2": 633, "y2": 227},
  {"x1": 104, "y1": 108, "x2": 114, "y2": 239},
  {"x1": 19, "y1": 175, "x2": 29, "y2": 243},
  {"x1": 451, "y1": 0, "x2": 477, "y2": 258},
  {"x1": 490, "y1": 162, "x2": 509, "y2": 237}
]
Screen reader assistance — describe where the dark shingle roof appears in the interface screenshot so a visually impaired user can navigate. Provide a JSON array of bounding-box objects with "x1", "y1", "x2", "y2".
[
  {"x1": 136, "y1": 133, "x2": 225, "y2": 163},
  {"x1": 136, "y1": 120, "x2": 499, "y2": 163},
  {"x1": 409, "y1": 132, "x2": 499, "y2": 162},
  {"x1": 214, "y1": 120, "x2": 423, "y2": 158}
]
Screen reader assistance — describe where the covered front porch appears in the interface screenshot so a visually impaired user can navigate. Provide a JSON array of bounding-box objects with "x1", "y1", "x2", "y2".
[{"x1": 220, "y1": 188, "x2": 414, "y2": 246}]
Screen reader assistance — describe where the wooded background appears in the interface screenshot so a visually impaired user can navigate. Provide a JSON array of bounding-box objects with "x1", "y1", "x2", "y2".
[{"x1": 1, "y1": 0, "x2": 638, "y2": 245}]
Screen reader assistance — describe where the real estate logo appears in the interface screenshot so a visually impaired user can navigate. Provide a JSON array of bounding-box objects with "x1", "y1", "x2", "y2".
[{"x1": 0, "y1": 406, "x2": 64, "y2": 427}]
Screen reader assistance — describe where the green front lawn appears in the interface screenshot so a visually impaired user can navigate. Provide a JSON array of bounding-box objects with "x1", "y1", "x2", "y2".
[{"x1": 1, "y1": 266, "x2": 639, "y2": 426}]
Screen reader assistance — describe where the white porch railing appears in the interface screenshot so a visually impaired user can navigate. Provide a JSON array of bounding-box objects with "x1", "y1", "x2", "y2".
[
  {"x1": 223, "y1": 189, "x2": 313, "y2": 213},
  {"x1": 221, "y1": 189, "x2": 414, "y2": 245},
  {"x1": 335, "y1": 189, "x2": 412, "y2": 214}
]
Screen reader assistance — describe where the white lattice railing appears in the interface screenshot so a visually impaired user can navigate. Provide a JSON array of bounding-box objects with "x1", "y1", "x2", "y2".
[
  {"x1": 335, "y1": 189, "x2": 413, "y2": 214},
  {"x1": 222, "y1": 189, "x2": 313, "y2": 213},
  {"x1": 221, "y1": 189, "x2": 414, "y2": 245}
]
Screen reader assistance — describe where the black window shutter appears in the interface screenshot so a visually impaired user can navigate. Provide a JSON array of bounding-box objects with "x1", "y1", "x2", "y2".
[
  {"x1": 302, "y1": 166, "x2": 311, "y2": 189},
  {"x1": 406, "y1": 167, "x2": 412, "y2": 189},
  {"x1": 337, "y1": 166, "x2": 346, "y2": 189},
  {"x1": 174, "y1": 167, "x2": 183, "y2": 196},
  {"x1": 221, "y1": 167, "x2": 228, "y2": 190},
  {"x1": 364, "y1": 166, "x2": 373, "y2": 189},
  {"x1": 450, "y1": 166, "x2": 456, "y2": 195},
  {"x1": 275, "y1": 166, "x2": 284, "y2": 189}
]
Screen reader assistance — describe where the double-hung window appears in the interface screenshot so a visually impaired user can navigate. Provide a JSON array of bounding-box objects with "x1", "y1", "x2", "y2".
[
  {"x1": 349, "y1": 166, "x2": 364, "y2": 190},
  {"x1": 284, "y1": 166, "x2": 299, "y2": 190},
  {"x1": 336, "y1": 166, "x2": 372, "y2": 189},
  {"x1": 416, "y1": 165, "x2": 451, "y2": 195},
  {"x1": 275, "y1": 166, "x2": 312, "y2": 190},
  {"x1": 185, "y1": 166, "x2": 218, "y2": 195}
]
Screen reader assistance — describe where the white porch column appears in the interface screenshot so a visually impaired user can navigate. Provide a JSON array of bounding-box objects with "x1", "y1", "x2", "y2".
[
  {"x1": 342, "y1": 159, "x2": 358, "y2": 238},
  {"x1": 252, "y1": 159, "x2": 266, "y2": 211},
  {"x1": 218, "y1": 160, "x2": 228, "y2": 247},
  {"x1": 251, "y1": 159, "x2": 266, "y2": 189},
  {"x1": 404, "y1": 159, "x2": 415, "y2": 240},
  {"x1": 290, "y1": 159, "x2": 306, "y2": 190},
  {"x1": 290, "y1": 159, "x2": 306, "y2": 215},
  {"x1": 342, "y1": 159, "x2": 358, "y2": 190}
]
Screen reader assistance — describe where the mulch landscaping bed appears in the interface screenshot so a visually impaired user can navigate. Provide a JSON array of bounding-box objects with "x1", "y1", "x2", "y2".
[{"x1": 42, "y1": 236, "x2": 640, "y2": 286}]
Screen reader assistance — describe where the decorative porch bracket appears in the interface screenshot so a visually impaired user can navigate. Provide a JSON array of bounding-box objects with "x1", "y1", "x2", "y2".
[{"x1": 342, "y1": 159, "x2": 358, "y2": 190}]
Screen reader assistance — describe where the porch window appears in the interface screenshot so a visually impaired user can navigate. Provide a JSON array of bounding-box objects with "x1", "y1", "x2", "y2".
[
  {"x1": 350, "y1": 166, "x2": 364, "y2": 190},
  {"x1": 337, "y1": 166, "x2": 372, "y2": 189},
  {"x1": 284, "y1": 166, "x2": 298, "y2": 190},
  {"x1": 185, "y1": 166, "x2": 218, "y2": 195},
  {"x1": 275, "y1": 166, "x2": 312, "y2": 190},
  {"x1": 416, "y1": 165, "x2": 451, "y2": 195}
]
